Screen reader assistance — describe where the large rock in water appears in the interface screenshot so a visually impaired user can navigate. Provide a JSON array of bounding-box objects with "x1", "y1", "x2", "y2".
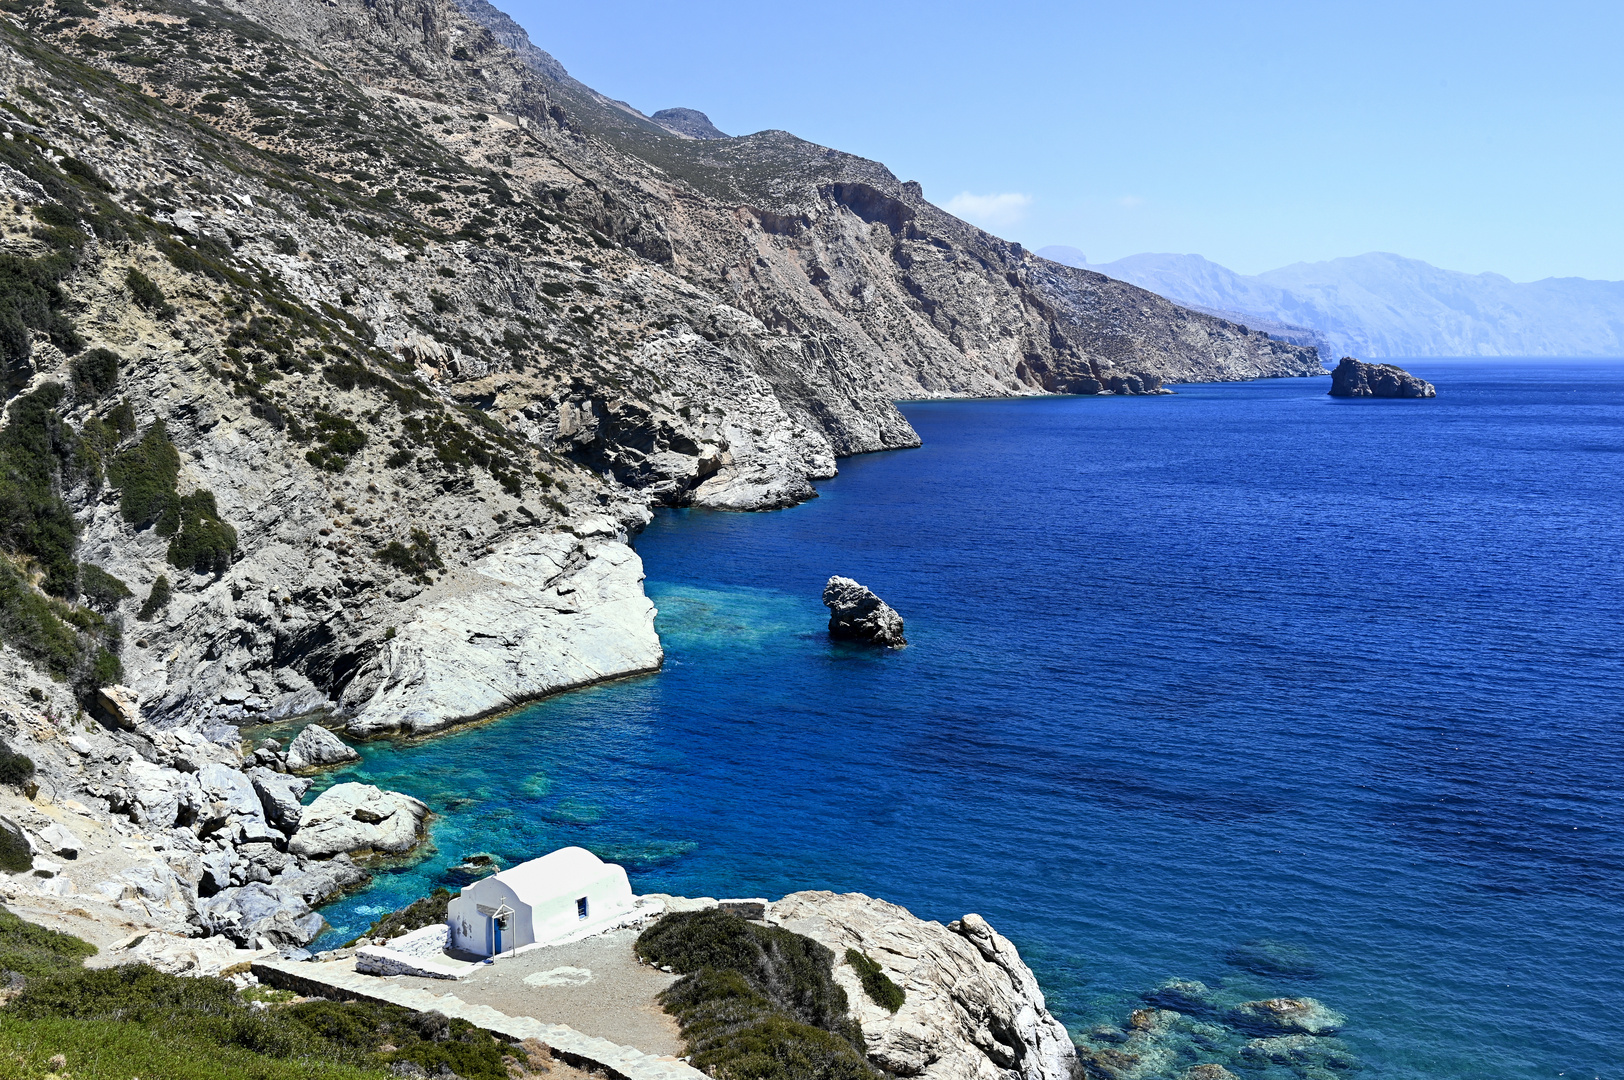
[
  {"x1": 823, "y1": 577, "x2": 907, "y2": 648},
  {"x1": 288, "y1": 782, "x2": 428, "y2": 859},
  {"x1": 284, "y1": 724, "x2": 360, "y2": 772},
  {"x1": 770, "y1": 891, "x2": 1077, "y2": 1080},
  {"x1": 1328, "y1": 356, "x2": 1436, "y2": 398}
]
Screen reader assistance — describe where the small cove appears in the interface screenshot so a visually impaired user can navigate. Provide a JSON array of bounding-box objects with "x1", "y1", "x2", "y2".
[{"x1": 311, "y1": 360, "x2": 1624, "y2": 1080}]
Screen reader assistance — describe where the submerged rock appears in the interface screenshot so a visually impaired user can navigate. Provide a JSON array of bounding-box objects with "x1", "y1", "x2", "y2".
[
  {"x1": 1223, "y1": 938, "x2": 1318, "y2": 979},
  {"x1": 1328, "y1": 356, "x2": 1436, "y2": 398},
  {"x1": 1225, "y1": 996, "x2": 1344, "y2": 1036},
  {"x1": 284, "y1": 724, "x2": 360, "y2": 772},
  {"x1": 822, "y1": 576, "x2": 906, "y2": 648}
]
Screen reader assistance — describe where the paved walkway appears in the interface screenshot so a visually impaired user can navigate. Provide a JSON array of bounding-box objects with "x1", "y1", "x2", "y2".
[{"x1": 253, "y1": 956, "x2": 702, "y2": 1080}]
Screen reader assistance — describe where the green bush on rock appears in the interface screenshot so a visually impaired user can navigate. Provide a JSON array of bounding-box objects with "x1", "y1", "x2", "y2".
[
  {"x1": 138, "y1": 574, "x2": 172, "y2": 621},
  {"x1": 636, "y1": 909, "x2": 878, "y2": 1080},
  {"x1": 109, "y1": 419, "x2": 181, "y2": 528},
  {"x1": 0, "y1": 741, "x2": 35, "y2": 790},
  {"x1": 162, "y1": 490, "x2": 237, "y2": 575},
  {"x1": 845, "y1": 949, "x2": 905, "y2": 1013}
]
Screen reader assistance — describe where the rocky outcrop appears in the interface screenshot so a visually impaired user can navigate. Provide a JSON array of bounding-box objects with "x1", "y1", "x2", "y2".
[
  {"x1": 283, "y1": 726, "x2": 360, "y2": 773},
  {"x1": 769, "y1": 891, "x2": 1076, "y2": 1080},
  {"x1": 343, "y1": 534, "x2": 662, "y2": 739},
  {"x1": 1328, "y1": 357, "x2": 1436, "y2": 398},
  {"x1": 248, "y1": 768, "x2": 313, "y2": 832},
  {"x1": 287, "y1": 783, "x2": 430, "y2": 860},
  {"x1": 650, "y1": 108, "x2": 728, "y2": 140},
  {"x1": 823, "y1": 577, "x2": 907, "y2": 648}
]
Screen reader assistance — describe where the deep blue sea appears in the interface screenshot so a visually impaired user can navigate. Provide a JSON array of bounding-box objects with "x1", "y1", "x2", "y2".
[{"x1": 310, "y1": 360, "x2": 1624, "y2": 1080}]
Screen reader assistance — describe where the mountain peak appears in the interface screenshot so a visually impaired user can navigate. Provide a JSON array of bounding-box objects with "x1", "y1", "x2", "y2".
[{"x1": 651, "y1": 108, "x2": 729, "y2": 140}]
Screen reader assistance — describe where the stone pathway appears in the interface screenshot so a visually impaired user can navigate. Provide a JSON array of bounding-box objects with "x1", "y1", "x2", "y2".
[{"x1": 253, "y1": 959, "x2": 704, "y2": 1080}]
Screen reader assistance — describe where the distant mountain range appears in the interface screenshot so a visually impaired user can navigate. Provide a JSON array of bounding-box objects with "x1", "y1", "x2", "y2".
[{"x1": 1036, "y1": 247, "x2": 1624, "y2": 358}]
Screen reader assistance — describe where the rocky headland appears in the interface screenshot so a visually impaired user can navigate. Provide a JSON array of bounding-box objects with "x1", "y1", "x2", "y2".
[{"x1": 1327, "y1": 357, "x2": 1436, "y2": 398}]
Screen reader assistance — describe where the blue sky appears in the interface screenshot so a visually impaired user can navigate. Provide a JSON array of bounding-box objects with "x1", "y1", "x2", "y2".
[{"x1": 494, "y1": 0, "x2": 1624, "y2": 282}]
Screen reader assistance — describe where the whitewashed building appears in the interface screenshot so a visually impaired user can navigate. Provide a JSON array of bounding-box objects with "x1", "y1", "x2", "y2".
[{"x1": 447, "y1": 846, "x2": 636, "y2": 957}]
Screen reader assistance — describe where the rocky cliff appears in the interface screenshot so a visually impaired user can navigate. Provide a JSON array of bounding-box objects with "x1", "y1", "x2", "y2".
[
  {"x1": 0, "y1": 0, "x2": 1319, "y2": 749},
  {"x1": 771, "y1": 891, "x2": 1078, "y2": 1080}
]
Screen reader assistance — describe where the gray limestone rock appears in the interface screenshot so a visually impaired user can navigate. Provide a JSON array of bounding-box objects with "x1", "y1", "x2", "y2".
[
  {"x1": 199, "y1": 881, "x2": 325, "y2": 947},
  {"x1": 196, "y1": 763, "x2": 278, "y2": 843},
  {"x1": 823, "y1": 576, "x2": 907, "y2": 648},
  {"x1": 284, "y1": 725, "x2": 360, "y2": 772},
  {"x1": 277, "y1": 853, "x2": 370, "y2": 906},
  {"x1": 287, "y1": 782, "x2": 428, "y2": 859},
  {"x1": 1328, "y1": 356, "x2": 1436, "y2": 398},
  {"x1": 343, "y1": 536, "x2": 662, "y2": 739},
  {"x1": 116, "y1": 760, "x2": 203, "y2": 829},
  {"x1": 249, "y1": 767, "x2": 313, "y2": 832},
  {"x1": 770, "y1": 891, "x2": 1077, "y2": 1080},
  {"x1": 36, "y1": 822, "x2": 83, "y2": 859}
]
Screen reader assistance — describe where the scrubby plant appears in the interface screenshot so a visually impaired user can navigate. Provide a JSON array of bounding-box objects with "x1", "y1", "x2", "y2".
[
  {"x1": 0, "y1": 384, "x2": 82, "y2": 597},
  {"x1": 845, "y1": 949, "x2": 905, "y2": 1013},
  {"x1": 79, "y1": 564, "x2": 132, "y2": 610},
  {"x1": 374, "y1": 528, "x2": 442, "y2": 582},
  {"x1": 0, "y1": 821, "x2": 31, "y2": 874},
  {"x1": 108, "y1": 419, "x2": 180, "y2": 528},
  {"x1": 125, "y1": 266, "x2": 175, "y2": 318},
  {"x1": 137, "y1": 574, "x2": 171, "y2": 621},
  {"x1": 636, "y1": 910, "x2": 878, "y2": 1080},
  {"x1": 0, "y1": 905, "x2": 96, "y2": 978},
  {"x1": 70, "y1": 345, "x2": 119, "y2": 399},
  {"x1": 161, "y1": 490, "x2": 237, "y2": 575},
  {"x1": 0, "y1": 741, "x2": 36, "y2": 790}
]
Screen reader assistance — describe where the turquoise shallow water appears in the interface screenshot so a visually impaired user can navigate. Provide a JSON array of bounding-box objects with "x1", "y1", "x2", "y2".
[{"x1": 311, "y1": 360, "x2": 1624, "y2": 1080}]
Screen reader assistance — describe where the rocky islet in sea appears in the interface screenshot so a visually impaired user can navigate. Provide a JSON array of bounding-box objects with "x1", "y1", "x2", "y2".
[
  {"x1": 823, "y1": 576, "x2": 908, "y2": 648},
  {"x1": 1328, "y1": 356, "x2": 1437, "y2": 398}
]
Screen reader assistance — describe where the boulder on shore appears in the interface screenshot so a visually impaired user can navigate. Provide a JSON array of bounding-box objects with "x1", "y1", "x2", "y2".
[
  {"x1": 288, "y1": 782, "x2": 428, "y2": 859},
  {"x1": 1328, "y1": 356, "x2": 1436, "y2": 398},
  {"x1": 284, "y1": 724, "x2": 360, "y2": 772},
  {"x1": 823, "y1": 576, "x2": 906, "y2": 648}
]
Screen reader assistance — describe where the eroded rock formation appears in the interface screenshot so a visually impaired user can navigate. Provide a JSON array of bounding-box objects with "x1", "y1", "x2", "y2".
[
  {"x1": 1328, "y1": 357, "x2": 1436, "y2": 398},
  {"x1": 823, "y1": 577, "x2": 907, "y2": 648}
]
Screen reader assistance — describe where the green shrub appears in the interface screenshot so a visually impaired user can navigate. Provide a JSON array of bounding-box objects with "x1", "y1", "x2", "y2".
[
  {"x1": 137, "y1": 574, "x2": 171, "y2": 620},
  {"x1": 0, "y1": 559, "x2": 80, "y2": 679},
  {"x1": 163, "y1": 490, "x2": 236, "y2": 575},
  {"x1": 7, "y1": 962, "x2": 511, "y2": 1080},
  {"x1": 374, "y1": 528, "x2": 442, "y2": 582},
  {"x1": 345, "y1": 887, "x2": 450, "y2": 947},
  {"x1": 845, "y1": 949, "x2": 904, "y2": 1013},
  {"x1": 0, "y1": 905, "x2": 96, "y2": 978},
  {"x1": 0, "y1": 741, "x2": 35, "y2": 789},
  {"x1": 0, "y1": 821, "x2": 31, "y2": 873},
  {"x1": 0, "y1": 384, "x2": 81, "y2": 596},
  {"x1": 79, "y1": 563, "x2": 131, "y2": 609},
  {"x1": 70, "y1": 345, "x2": 119, "y2": 399},
  {"x1": 108, "y1": 420, "x2": 180, "y2": 528},
  {"x1": 126, "y1": 266, "x2": 175, "y2": 318},
  {"x1": 637, "y1": 910, "x2": 876, "y2": 1080}
]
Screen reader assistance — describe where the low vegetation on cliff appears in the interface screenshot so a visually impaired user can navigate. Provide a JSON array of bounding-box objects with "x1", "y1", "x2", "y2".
[
  {"x1": 636, "y1": 909, "x2": 879, "y2": 1080},
  {"x1": 0, "y1": 905, "x2": 542, "y2": 1080}
]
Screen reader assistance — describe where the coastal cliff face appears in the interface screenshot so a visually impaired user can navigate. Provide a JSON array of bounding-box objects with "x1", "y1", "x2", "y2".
[
  {"x1": 0, "y1": 0, "x2": 1318, "y2": 753},
  {"x1": 772, "y1": 891, "x2": 1078, "y2": 1080}
]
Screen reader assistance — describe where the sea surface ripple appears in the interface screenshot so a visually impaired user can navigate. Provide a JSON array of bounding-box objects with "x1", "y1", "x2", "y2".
[{"x1": 312, "y1": 360, "x2": 1624, "y2": 1080}]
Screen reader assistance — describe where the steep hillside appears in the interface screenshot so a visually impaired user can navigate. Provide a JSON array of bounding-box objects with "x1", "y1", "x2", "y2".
[{"x1": 0, "y1": 0, "x2": 1321, "y2": 742}]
